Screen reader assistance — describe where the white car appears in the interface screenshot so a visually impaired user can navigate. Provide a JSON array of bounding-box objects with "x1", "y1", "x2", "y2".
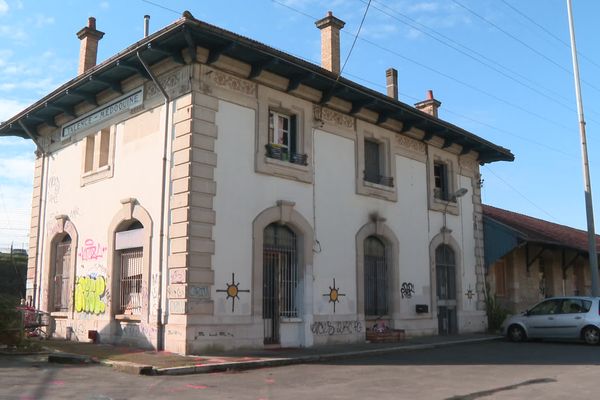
[{"x1": 501, "y1": 296, "x2": 600, "y2": 345}]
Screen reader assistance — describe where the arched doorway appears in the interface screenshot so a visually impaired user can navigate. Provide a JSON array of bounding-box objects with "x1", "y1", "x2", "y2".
[
  {"x1": 52, "y1": 235, "x2": 72, "y2": 312},
  {"x1": 263, "y1": 223, "x2": 298, "y2": 344},
  {"x1": 436, "y1": 244, "x2": 457, "y2": 334},
  {"x1": 364, "y1": 236, "x2": 388, "y2": 317}
]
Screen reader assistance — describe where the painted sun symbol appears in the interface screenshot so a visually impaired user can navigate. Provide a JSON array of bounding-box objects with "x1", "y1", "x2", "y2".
[
  {"x1": 217, "y1": 273, "x2": 250, "y2": 312},
  {"x1": 323, "y1": 278, "x2": 345, "y2": 313}
]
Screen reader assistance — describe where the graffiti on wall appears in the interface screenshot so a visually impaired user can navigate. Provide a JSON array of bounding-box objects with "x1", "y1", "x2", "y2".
[
  {"x1": 310, "y1": 320, "x2": 362, "y2": 336},
  {"x1": 78, "y1": 239, "x2": 107, "y2": 261},
  {"x1": 400, "y1": 282, "x2": 415, "y2": 299},
  {"x1": 47, "y1": 176, "x2": 60, "y2": 204},
  {"x1": 322, "y1": 278, "x2": 345, "y2": 313},
  {"x1": 75, "y1": 275, "x2": 107, "y2": 314},
  {"x1": 216, "y1": 273, "x2": 249, "y2": 312}
]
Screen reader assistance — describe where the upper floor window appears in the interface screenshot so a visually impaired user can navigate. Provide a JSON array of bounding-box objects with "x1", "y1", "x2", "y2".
[
  {"x1": 364, "y1": 139, "x2": 393, "y2": 187},
  {"x1": 81, "y1": 125, "x2": 115, "y2": 186},
  {"x1": 433, "y1": 161, "x2": 449, "y2": 201},
  {"x1": 265, "y1": 110, "x2": 307, "y2": 165}
]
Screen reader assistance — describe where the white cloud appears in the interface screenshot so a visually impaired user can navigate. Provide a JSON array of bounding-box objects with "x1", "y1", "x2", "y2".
[
  {"x1": 0, "y1": 182, "x2": 32, "y2": 251},
  {"x1": 0, "y1": 0, "x2": 8, "y2": 15},
  {"x1": 0, "y1": 24, "x2": 26, "y2": 41},
  {"x1": 408, "y1": 2, "x2": 440, "y2": 13},
  {"x1": 100, "y1": 1, "x2": 110, "y2": 9},
  {"x1": 362, "y1": 23, "x2": 399, "y2": 40},
  {"x1": 31, "y1": 14, "x2": 55, "y2": 28},
  {"x1": 0, "y1": 154, "x2": 35, "y2": 181},
  {"x1": 0, "y1": 98, "x2": 28, "y2": 121}
]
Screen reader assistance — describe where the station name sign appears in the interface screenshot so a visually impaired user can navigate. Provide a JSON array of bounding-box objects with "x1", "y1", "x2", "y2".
[{"x1": 61, "y1": 88, "x2": 143, "y2": 140}]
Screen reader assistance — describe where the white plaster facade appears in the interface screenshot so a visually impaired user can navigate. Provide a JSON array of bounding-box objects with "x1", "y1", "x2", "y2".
[{"x1": 3, "y1": 15, "x2": 512, "y2": 355}]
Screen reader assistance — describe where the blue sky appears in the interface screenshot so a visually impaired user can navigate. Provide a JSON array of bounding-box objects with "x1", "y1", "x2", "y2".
[{"x1": 1, "y1": 0, "x2": 599, "y2": 250}]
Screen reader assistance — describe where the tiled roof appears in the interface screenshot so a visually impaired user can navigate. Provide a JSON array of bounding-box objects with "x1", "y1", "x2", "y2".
[{"x1": 483, "y1": 204, "x2": 600, "y2": 253}]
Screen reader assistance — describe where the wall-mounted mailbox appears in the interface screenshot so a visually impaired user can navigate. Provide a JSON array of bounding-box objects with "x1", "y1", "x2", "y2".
[{"x1": 416, "y1": 304, "x2": 428, "y2": 314}]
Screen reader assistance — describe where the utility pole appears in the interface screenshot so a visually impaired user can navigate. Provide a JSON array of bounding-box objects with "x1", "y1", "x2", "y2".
[{"x1": 566, "y1": 0, "x2": 600, "y2": 296}]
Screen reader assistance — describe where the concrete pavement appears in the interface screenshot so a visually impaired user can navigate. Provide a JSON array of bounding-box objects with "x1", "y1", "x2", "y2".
[{"x1": 39, "y1": 333, "x2": 502, "y2": 375}]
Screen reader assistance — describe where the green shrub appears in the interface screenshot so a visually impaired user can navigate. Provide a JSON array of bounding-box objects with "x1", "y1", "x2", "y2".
[{"x1": 485, "y1": 287, "x2": 509, "y2": 333}]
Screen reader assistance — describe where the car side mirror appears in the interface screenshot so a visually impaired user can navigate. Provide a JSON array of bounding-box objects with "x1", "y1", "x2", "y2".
[{"x1": 523, "y1": 310, "x2": 530, "y2": 316}]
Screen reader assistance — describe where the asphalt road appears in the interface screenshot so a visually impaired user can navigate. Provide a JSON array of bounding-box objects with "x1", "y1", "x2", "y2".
[{"x1": 2, "y1": 340, "x2": 600, "y2": 400}]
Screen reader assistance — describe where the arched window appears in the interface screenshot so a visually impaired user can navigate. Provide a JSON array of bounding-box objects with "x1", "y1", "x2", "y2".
[
  {"x1": 52, "y1": 235, "x2": 72, "y2": 312},
  {"x1": 436, "y1": 244, "x2": 457, "y2": 334},
  {"x1": 115, "y1": 220, "x2": 144, "y2": 315},
  {"x1": 364, "y1": 236, "x2": 388, "y2": 316},
  {"x1": 263, "y1": 223, "x2": 298, "y2": 344}
]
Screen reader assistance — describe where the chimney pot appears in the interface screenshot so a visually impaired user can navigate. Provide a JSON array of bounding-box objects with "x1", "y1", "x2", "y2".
[
  {"x1": 415, "y1": 90, "x2": 441, "y2": 118},
  {"x1": 386, "y1": 68, "x2": 398, "y2": 100},
  {"x1": 315, "y1": 11, "x2": 345, "y2": 74},
  {"x1": 144, "y1": 15, "x2": 150, "y2": 37},
  {"x1": 76, "y1": 17, "x2": 105, "y2": 75}
]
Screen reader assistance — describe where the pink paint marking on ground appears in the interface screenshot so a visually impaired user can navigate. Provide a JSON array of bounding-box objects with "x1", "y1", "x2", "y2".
[
  {"x1": 195, "y1": 363, "x2": 205, "y2": 367},
  {"x1": 19, "y1": 396, "x2": 34, "y2": 400},
  {"x1": 186, "y1": 384, "x2": 208, "y2": 389},
  {"x1": 50, "y1": 380, "x2": 65, "y2": 385},
  {"x1": 265, "y1": 378, "x2": 275, "y2": 384}
]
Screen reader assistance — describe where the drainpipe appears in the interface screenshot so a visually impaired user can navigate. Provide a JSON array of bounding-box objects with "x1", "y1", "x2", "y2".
[
  {"x1": 136, "y1": 51, "x2": 170, "y2": 351},
  {"x1": 18, "y1": 121, "x2": 46, "y2": 309}
]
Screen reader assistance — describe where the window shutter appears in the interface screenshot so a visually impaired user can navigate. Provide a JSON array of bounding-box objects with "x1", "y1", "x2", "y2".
[
  {"x1": 290, "y1": 115, "x2": 297, "y2": 155},
  {"x1": 364, "y1": 140, "x2": 380, "y2": 182}
]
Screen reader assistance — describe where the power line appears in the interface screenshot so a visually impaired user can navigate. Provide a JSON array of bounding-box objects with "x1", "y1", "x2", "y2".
[
  {"x1": 140, "y1": 0, "x2": 181, "y2": 16},
  {"x1": 451, "y1": 0, "x2": 600, "y2": 95},
  {"x1": 499, "y1": 0, "x2": 600, "y2": 72},
  {"x1": 364, "y1": 0, "x2": 582, "y2": 114},
  {"x1": 271, "y1": 0, "x2": 588, "y2": 146},
  {"x1": 341, "y1": 70, "x2": 576, "y2": 159},
  {"x1": 483, "y1": 165, "x2": 558, "y2": 221},
  {"x1": 338, "y1": 0, "x2": 372, "y2": 78}
]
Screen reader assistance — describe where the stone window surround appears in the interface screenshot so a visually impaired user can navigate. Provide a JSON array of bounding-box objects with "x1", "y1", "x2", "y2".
[
  {"x1": 427, "y1": 146, "x2": 460, "y2": 215},
  {"x1": 256, "y1": 86, "x2": 313, "y2": 184},
  {"x1": 355, "y1": 217, "x2": 400, "y2": 323},
  {"x1": 107, "y1": 198, "x2": 153, "y2": 323},
  {"x1": 355, "y1": 120, "x2": 397, "y2": 202},
  {"x1": 429, "y1": 232, "x2": 464, "y2": 320},
  {"x1": 44, "y1": 215, "x2": 79, "y2": 319},
  {"x1": 252, "y1": 201, "x2": 314, "y2": 343},
  {"x1": 80, "y1": 124, "x2": 116, "y2": 187}
]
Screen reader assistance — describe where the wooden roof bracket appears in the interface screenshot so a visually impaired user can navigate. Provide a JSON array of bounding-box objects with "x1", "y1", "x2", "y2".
[
  {"x1": 526, "y1": 243, "x2": 546, "y2": 273},
  {"x1": 561, "y1": 249, "x2": 581, "y2": 279}
]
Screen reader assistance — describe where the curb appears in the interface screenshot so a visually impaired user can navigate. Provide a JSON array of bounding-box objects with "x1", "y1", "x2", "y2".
[
  {"x1": 153, "y1": 336, "x2": 503, "y2": 376},
  {"x1": 48, "y1": 352, "x2": 98, "y2": 364}
]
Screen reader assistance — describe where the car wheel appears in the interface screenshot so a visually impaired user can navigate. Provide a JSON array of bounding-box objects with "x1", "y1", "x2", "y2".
[
  {"x1": 507, "y1": 324, "x2": 526, "y2": 342},
  {"x1": 582, "y1": 326, "x2": 600, "y2": 345}
]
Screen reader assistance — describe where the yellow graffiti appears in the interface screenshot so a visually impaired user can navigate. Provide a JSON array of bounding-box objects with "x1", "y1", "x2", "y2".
[{"x1": 75, "y1": 275, "x2": 106, "y2": 314}]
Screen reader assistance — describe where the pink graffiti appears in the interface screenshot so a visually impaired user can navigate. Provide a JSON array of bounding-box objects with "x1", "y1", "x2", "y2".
[
  {"x1": 78, "y1": 239, "x2": 107, "y2": 261},
  {"x1": 186, "y1": 384, "x2": 208, "y2": 389}
]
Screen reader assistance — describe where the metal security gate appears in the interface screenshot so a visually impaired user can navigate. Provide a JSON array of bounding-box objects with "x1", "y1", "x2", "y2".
[
  {"x1": 364, "y1": 236, "x2": 388, "y2": 316},
  {"x1": 119, "y1": 248, "x2": 143, "y2": 314},
  {"x1": 263, "y1": 224, "x2": 298, "y2": 345},
  {"x1": 53, "y1": 237, "x2": 71, "y2": 312},
  {"x1": 436, "y1": 244, "x2": 457, "y2": 335}
]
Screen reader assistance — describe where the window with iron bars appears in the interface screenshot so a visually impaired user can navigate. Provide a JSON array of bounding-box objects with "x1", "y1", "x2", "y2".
[
  {"x1": 364, "y1": 236, "x2": 388, "y2": 316},
  {"x1": 263, "y1": 224, "x2": 299, "y2": 319},
  {"x1": 119, "y1": 248, "x2": 143, "y2": 315}
]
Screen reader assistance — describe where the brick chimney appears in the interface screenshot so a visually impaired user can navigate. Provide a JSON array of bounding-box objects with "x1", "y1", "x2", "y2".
[
  {"x1": 414, "y1": 90, "x2": 441, "y2": 118},
  {"x1": 315, "y1": 11, "x2": 345, "y2": 74},
  {"x1": 386, "y1": 68, "x2": 398, "y2": 100},
  {"x1": 76, "y1": 17, "x2": 105, "y2": 75}
]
